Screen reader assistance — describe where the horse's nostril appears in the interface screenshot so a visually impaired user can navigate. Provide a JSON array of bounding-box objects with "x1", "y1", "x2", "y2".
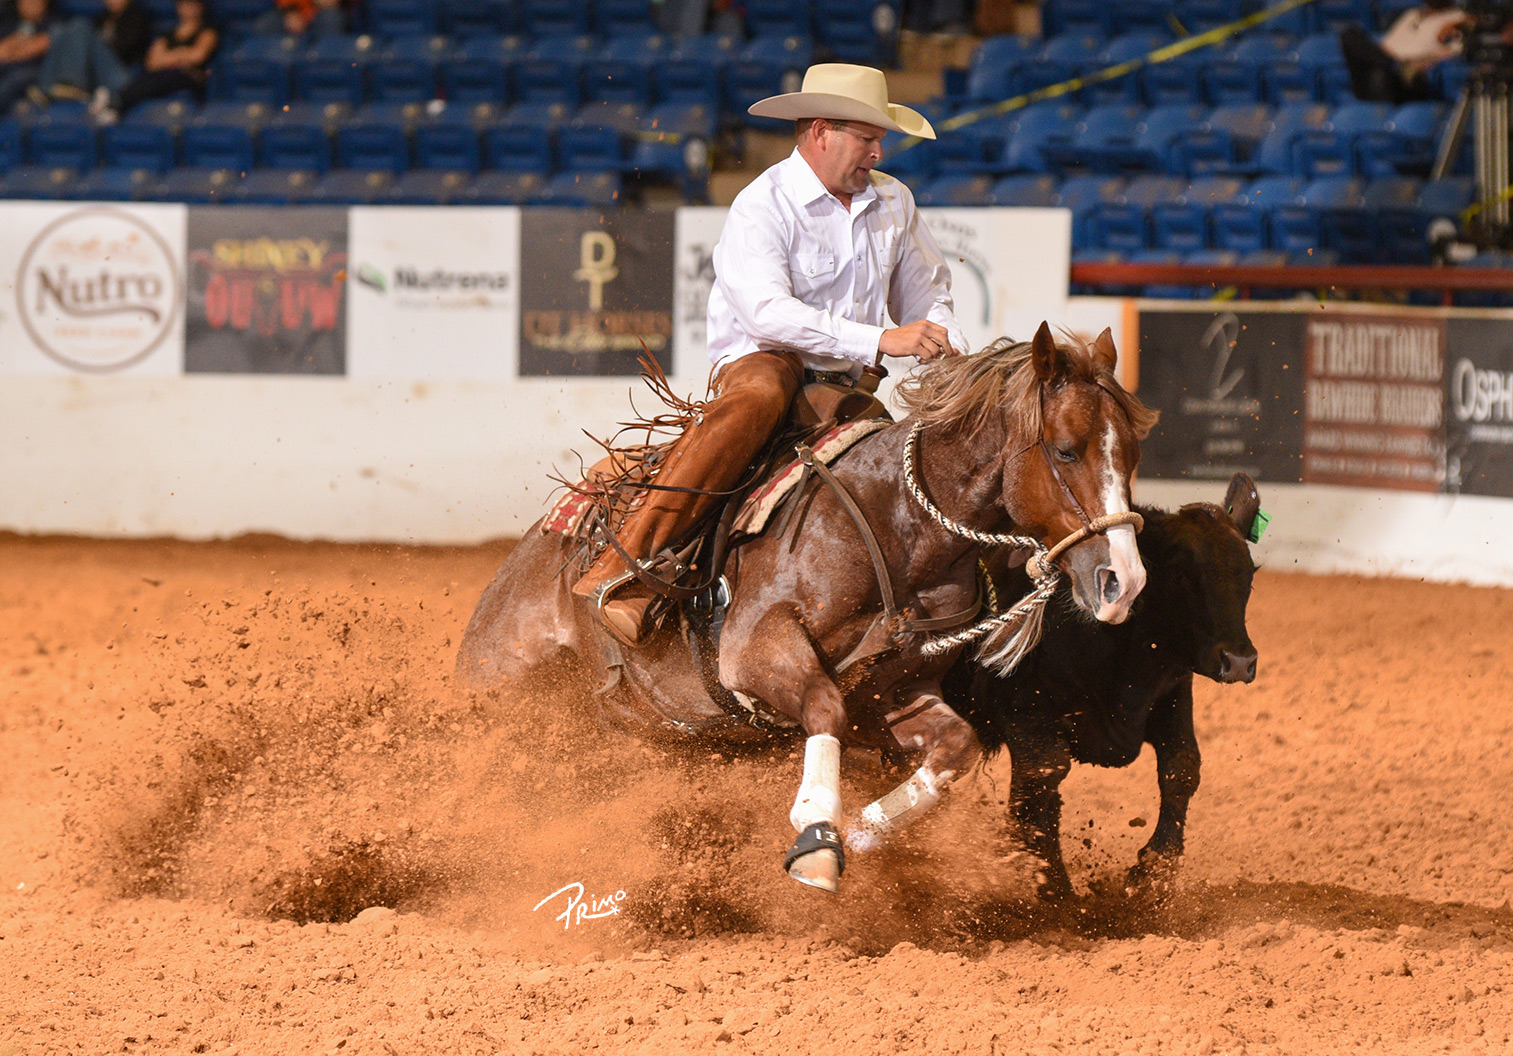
[{"x1": 1100, "y1": 568, "x2": 1120, "y2": 605}]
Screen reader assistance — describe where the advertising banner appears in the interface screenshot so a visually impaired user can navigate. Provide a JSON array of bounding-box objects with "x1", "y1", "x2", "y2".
[
  {"x1": 346, "y1": 206, "x2": 520, "y2": 380},
  {"x1": 518, "y1": 209, "x2": 675, "y2": 377},
  {"x1": 1138, "y1": 308, "x2": 1306, "y2": 482},
  {"x1": 0, "y1": 203, "x2": 186, "y2": 376},
  {"x1": 672, "y1": 206, "x2": 726, "y2": 379},
  {"x1": 1445, "y1": 317, "x2": 1513, "y2": 498},
  {"x1": 1302, "y1": 313, "x2": 1445, "y2": 491},
  {"x1": 184, "y1": 206, "x2": 348, "y2": 375}
]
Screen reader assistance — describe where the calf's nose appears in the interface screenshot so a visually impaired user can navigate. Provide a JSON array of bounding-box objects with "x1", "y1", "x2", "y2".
[{"x1": 1218, "y1": 647, "x2": 1257, "y2": 684}]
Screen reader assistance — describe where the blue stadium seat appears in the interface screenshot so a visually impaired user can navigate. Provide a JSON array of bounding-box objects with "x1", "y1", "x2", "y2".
[
  {"x1": 963, "y1": 34, "x2": 1035, "y2": 102},
  {"x1": 385, "y1": 168, "x2": 472, "y2": 203},
  {"x1": 879, "y1": 127, "x2": 938, "y2": 178},
  {"x1": 0, "y1": 117, "x2": 21, "y2": 169},
  {"x1": 584, "y1": 33, "x2": 665, "y2": 105},
  {"x1": 1294, "y1": 32, "x2": 1352, "y2": 104},
  {"x1": 516, "y1": 32, "x2": 597, "y2": 105},
  {"x1": 1312, "y1": 0, "x2": 1371, "y2": 32},
  {"x1": 295, "y1": 35, "x2": 376, "y2": 104},
  {"x1": 1175, "y1": 0, "x2": 1243, "y2": 33},
  {"x1": 1120, "y1": 102, "x2": 1209, "y2": 172},
  {"x1": 146, "y1": 166, "x2": 237, "y2": 203},
  {"x1": 27, "y1": 116, "x2": 98, "y2": 170},
  {"x1": 743, "y1": 0, "x2": 813, "y2": 39},
  {"x1": 1211, "y1": 174, "x2": 1302, "y2": 252},
  {"x1": 1058, "y1": 172, "x2": 1125, "y2": 248},
  {"x1": 656, "y1": 33, "x2": 738, "y2": 109},
  {"x1": 364, "y1": 0, "x2": 437, "y2": 38},
  {"x1": 726, "y1": 35, "x2": 813, "y2": 129},
  {"x1": 1141, "y1": 52, "x2": 1204, "y2": 106},
  {"x1": 1149, "y1": 174, "x2": 1244, "y2": 251},
  {"x1": 998, "y1": 101, "x2": 1082, "y2": 174},
  {"x1": 370, "y1": 35, "x2": 450, "y2": 102},
  {"x1": 234, "y1": 167, "x2": 317, "y2": 204},
  {"x1": 1018, "y1": 31, "x2": 1104, "y2": 98},
  {"x1": 443, "y1": 34, "x2": 525, "y2": 103},
  {"x1": 1251, "y1": 101, "x2": 1330, "y2": 174},
  {"x1": 629, "y1": 101, "x2": 716, "y2": 199},
  {"x1": 437, "y1": 0, "x2": 515, "y2": 36},
  {"x1": 1261, "y1": 56, "x2": 1317, "y2": 106},
  {"x1": 815, "y1": 0, "x2": 895, "y2": 65},
  {"x1": 535, "y1": 168, "x2": 621, "y2": 206},
  {"x1": 935, "y1": 114, "x2": 1012, "y2": 174},
  {"x1": 465, "y1": 168, "x2": 546, "y2": 202},
  {"x1": 208, "y1": 0, "x2": 270, "y2": 41},
  {"x1": 1087, "y1": 173, "x2": 1183, "y2": 251},
  {"x1": 336, "y1": 110, "x2": 413, "y2": 172},
  {"x1": 182, "y1": 114, "x2": 257, "y2": 171},
  {"x1": 99, "y1": 123, "x2": 176, "y2": 174},
  {"x1": 216, "y1": 33, "x2": 298, "y2": 104},
  {"x1": 1042, "y1": 0, "x2": 1106, "y2": 36},
  {"x1": 557, "y1": 102, "x2": 639, "y2": 172},
  {"x1": 595, "y1": 0, "x2": 656, "y2": 37},
  {"x1": 1200, "y1": 53, "x2": 1263, "y2": 106},
  {"x1": 0, "y1": 164, "x2": 77, "y2": 199},
  {"x1": 1386, "y1": 101, "x2": 1446, "y2": 174},
  {"x1": 481, "y1": 104, "x2": 562, "y2": 170},
  {"x1": 1363, "y1": 174, "x2": 1424, "y2": 261},
  {"x1": 1299, "y1": 175, "x2": 1372, "y2": 260},
  {"x1": 259, "y1": 111, "x2": 336, "y2": 172},
  {"x1": 306, "y1": 168, "x2": 396, "y2": 203},
  {"x1": 413, "y1": 111, "x2": 482, "y2": 171},
  {"x1": 914, "y1": 173, "x2": 995, "y2": 206},
  {"x1": 1039, "y1": 102, "x2": 1145, "y2": 173},
  {"x1": 65, "y1": 166, "x2": 156, "y2": 201},
  {"x1": 519, "y1": 0, "x2": 589, "y2": 36},
  {"x1": 122, "y1": 97, "x2": 198, "y2": 132},
  {"x1": 1109, "y1": 0, "x2": 1173, "y2": 34},
  {"x1": 992, "y1": 172, "x2": 1059, "y2": 206},
  {"x1": 1087, "y1": 31, "x2": 1169, "y2": 105}
]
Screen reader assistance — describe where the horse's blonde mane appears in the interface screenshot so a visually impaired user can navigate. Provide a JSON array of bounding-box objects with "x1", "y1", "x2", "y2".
[{"x1": 893, "y1": 333, "x2": 1159, "y2": 440}]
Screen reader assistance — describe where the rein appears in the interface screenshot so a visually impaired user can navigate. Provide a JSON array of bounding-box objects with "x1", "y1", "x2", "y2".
[{"x1": 901, "y1": 417, "x2": 1143, "y2": 665}]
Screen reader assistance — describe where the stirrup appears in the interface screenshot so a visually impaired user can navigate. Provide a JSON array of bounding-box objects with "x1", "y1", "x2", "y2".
[{"x1": 589, "y1": 569, "x2": 641, "y2": 648}]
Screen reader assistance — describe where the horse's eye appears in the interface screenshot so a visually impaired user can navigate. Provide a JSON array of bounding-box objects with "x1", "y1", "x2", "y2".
[{"x1": 1056, "y1": 446, "x2": 1077, "y2": 463}]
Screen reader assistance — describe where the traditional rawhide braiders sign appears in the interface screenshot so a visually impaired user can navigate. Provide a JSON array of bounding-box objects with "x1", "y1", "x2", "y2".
[
  {"x1": 184, "y1": 207, "x2": 349, "y2": 375},
  {"x1": 1445, "y1": 317, "x2": 1513, "y2": 499},
  {"x1": 1303, "y1": 313, "x2": 1445, "y2": 492},
  {"x1": 518, "y1": 209, "x2": 674, "y2": 377},
  {"x1": 1136, "y1": 308, "x2": 1306, "y2": 483}
]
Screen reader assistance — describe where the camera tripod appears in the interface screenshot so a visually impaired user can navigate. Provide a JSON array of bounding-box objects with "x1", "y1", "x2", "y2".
[{"x1": 1432, "y1": 65, "x2": 1512, "y2": 242}]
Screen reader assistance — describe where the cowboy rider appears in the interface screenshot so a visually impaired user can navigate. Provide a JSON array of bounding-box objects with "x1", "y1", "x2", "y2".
[{"x1": 572, "y1": 62, "x2": 971, "y2": 644}]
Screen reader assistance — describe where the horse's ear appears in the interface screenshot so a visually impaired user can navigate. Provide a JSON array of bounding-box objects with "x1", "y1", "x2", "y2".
[
  {"x1": 1224, "y1": 472, "x2": 1261, "y2": 538},
  {"x1": 1090, "y1": 327, "x2": 1118, "y2": 376},
  {"x1": 1030, "y1": 321, "x2": 1064, "y2": 383}
]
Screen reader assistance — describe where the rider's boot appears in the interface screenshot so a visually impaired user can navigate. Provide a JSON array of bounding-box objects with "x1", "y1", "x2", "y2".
[{"x1": 573, "y1": 350, "x2": 804, "y2": 641}]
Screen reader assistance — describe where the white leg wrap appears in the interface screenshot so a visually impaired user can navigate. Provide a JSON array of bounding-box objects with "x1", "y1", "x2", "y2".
[
  {"x1": 789, "y1": 734, "x2": 842, "y2": 832},
  {"x1": 845, "y1": 766, "x2": 943, "y2": 853}
]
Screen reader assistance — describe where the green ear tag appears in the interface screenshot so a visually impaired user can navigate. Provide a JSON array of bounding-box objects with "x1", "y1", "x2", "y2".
[{"x1": 1247, "y1": 509, "x2": 1270, "y2": 544}]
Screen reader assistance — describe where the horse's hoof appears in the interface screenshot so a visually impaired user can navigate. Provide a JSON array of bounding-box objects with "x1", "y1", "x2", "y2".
[
  {"x1": 788, "y1": 848, "x2": 842, "y2": 892},
  {"x1": 784, "y1": 822, "x2": 845, "y2": 894}
]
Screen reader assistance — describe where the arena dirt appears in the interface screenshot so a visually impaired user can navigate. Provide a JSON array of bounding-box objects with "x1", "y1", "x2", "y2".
[{"x1": 3, "y1": 532, "x2": 1511, "y2": 1055}]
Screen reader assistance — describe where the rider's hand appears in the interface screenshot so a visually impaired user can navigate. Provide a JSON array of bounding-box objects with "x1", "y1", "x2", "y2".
[{"x1": 879, "y1": 320, "x2": 959, "y2": 362}]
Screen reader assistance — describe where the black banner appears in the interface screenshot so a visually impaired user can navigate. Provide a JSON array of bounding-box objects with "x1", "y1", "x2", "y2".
[
  {"x1": 1137, "y1": 309, "x2": 1306, "y2": 482},
  {"x1": 184, "y1": 207, "x2": 348, "y2": 375},
  {"x1": 518, "y1": 209, "x2": 674, "y2": 377},
  {"x1": 1445, "y1": 318, "x2": 1513, "y2": 498}
]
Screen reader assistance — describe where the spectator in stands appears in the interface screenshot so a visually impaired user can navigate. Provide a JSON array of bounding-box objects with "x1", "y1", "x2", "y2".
[
  {"x1": 93, "y1": 0, "x2": 215, "y2": 120},
  {"x1": 0, "y1": 0, "x2": 54, "y2": 114},
  {"x1": 32, "y1": 0, "x2": 149, "y2": 106},
  {"x1": 253, "y1": 0, "x2": 347, "y2": 38},
  {"x1": 1341, "y1": 0, "x2": 1470, "y2": 104}
]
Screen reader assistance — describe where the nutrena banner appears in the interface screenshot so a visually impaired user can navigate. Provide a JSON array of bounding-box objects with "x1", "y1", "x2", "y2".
[{"x1": 0, "y1": 203, "x2": 186, "y2": 376}]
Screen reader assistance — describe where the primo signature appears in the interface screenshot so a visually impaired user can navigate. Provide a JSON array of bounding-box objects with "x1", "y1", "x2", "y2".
[{"x1": 532, "y1": 882, "x2": 627, "y2": 930}]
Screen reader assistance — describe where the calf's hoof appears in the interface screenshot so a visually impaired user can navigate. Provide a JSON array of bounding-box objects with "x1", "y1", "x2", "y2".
[{"x1": 784, "y1": 822, "x2": 845, "y2": 894}]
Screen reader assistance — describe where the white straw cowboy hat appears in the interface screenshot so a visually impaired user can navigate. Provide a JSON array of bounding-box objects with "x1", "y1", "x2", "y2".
[{"x1": 747, "y1": 63, "x2": 937, "y2": 139}]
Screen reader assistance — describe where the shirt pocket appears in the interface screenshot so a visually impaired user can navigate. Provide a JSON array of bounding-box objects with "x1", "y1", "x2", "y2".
[
  {"x1": 791, "y1": 252, "x2": 836, "y2": 299},
  {"x1": 870, "y1": 229, "x2": 900, "y2": 288}
]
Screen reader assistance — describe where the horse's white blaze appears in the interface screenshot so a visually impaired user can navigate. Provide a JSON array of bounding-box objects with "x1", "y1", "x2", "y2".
[
  {"x1": 1096, "y1": 419, "x2": 1145, "y2": 624},
  {"x1": 844, "y1": 765, "x2": 942, "y2": 853},
  {"x1": 790, "y1": 734, "x2": 841, "y2": 831}
]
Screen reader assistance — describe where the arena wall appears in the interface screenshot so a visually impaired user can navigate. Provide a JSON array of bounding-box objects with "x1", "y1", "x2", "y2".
[{"x1": 3, "y1": 202, "x2": 1511, "y2": 587}]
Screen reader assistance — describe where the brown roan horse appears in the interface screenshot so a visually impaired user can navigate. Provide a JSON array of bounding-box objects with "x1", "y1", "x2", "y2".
[{"x1": 457, "y1": 323, "x2": 1159, "y2": 893}]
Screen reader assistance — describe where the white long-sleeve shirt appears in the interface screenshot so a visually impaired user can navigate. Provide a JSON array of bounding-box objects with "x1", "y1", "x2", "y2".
[{"x1": 705, "y1": 149, "x2": 969, "y2": 376}]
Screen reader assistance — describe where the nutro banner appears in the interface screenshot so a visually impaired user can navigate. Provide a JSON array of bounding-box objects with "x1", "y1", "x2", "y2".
[
  {"x1": 184, "y1": 207, "x2": 348, "y2": 375},
  {"x1": 1137, "y1": 308, "x2": 1306, "y2": 482},
  {"x1": 518, "y1": 209, "x2": 674, "y2": 377}
]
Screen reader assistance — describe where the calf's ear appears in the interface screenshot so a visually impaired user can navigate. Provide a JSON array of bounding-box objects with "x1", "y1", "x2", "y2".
[{"x1": 1224, "y1": 472, "x2": 1262, "y2": 539}]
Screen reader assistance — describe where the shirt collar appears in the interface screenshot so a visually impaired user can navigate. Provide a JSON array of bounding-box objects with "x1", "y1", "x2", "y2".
[{"x1": 782, "y1": 149, "x2": 879, "y2": 213}]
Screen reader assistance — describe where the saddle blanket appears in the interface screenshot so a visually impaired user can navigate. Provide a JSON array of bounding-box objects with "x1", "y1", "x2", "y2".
[{"x1": 541, "y1": 418, "x2": 890, "y2": 540}]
